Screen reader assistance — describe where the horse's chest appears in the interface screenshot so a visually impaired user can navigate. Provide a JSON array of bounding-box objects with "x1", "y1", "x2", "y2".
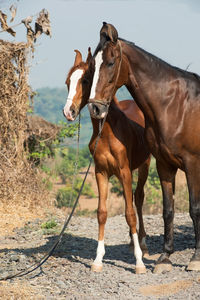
[{"x1": 145, "y1": 125, "x2": 182, "y2": 168}]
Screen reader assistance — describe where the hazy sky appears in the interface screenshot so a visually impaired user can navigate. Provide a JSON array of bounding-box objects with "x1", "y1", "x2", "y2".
[{"x1": 1, "y1": 0, "x2": 200, "y2": 89}]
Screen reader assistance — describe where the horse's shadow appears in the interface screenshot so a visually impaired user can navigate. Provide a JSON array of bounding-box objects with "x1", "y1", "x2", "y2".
[{"x1": 0, "y1": 223, "x2": 195, "y2": 273}]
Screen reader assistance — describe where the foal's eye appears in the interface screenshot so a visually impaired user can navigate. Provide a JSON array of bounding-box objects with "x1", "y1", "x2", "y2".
[{"x1": 108, "y1": 61, "x2": 115, "y2": 67}]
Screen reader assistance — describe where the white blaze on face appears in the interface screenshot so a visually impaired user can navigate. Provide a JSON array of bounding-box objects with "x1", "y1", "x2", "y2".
[
  {"x1": 89, "y1": 50, "x2": 103, "y2": 99},
  {"x1": 63, "y1": 69, "x2": 83, "y2": 116}
]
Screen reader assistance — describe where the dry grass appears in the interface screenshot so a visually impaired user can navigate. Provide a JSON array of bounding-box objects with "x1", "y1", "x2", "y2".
[
  {"x1": 0, "y1": 281, "x2": 44, "y2": 299},
  {"x1": 0, "y1": 203, "x2": 45, "y2": 236},
  {"x1": 139, "y1": 280, "x2": 193, "y2": 297},
  {"x1": 0, "y1": 39, "x2": 50, "y2": 209}
]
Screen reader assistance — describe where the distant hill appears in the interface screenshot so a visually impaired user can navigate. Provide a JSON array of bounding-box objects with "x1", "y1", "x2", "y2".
[{"x1": 33, "y1": 86, "x2": 133, "y2": 147}]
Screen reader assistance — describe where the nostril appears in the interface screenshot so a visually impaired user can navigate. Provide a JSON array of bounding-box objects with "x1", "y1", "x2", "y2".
[
  {"x1": 93, "y1": 104, "x2": 100, "y2": 116},
  {"x1": 71, "y1": 109, "x2": 76, "y2": 119}
]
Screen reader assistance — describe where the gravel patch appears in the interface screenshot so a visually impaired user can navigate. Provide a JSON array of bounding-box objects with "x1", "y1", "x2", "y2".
[{"x1": 0, "y1": 213, "x2": 199, "y2": 299}]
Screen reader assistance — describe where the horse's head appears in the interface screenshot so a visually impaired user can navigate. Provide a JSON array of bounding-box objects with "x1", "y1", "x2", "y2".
[
  {"x1": 88, "y1": 22, "x2": 123, "y2": 119},
  {"x1": 63, "y1": 48, "x2": 92, "y2": 121}
]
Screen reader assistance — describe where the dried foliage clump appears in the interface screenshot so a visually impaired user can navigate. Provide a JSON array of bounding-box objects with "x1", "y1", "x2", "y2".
[
  {"x1": 0, "y1": 39, "x2": 48, "y2": 207},
  {"x1": 26, "y1": 115, "x2": 60, "y2": 163},
  {"x1": 26, "y1": 115, "x2": 60, "y2": 141}
]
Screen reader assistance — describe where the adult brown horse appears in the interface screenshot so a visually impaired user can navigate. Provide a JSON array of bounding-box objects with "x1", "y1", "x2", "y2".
[
  {"x1": 63, "y1": 48, "x2": 151, "y2": 274},
  {"x1": 88, "y1": 22, "x2": 200, "y2": 273}
]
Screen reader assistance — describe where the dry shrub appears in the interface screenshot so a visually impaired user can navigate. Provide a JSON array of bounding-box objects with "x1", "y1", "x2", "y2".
[
  {"x1": 26, "y1": 114, "x2": 60, "y2": 160},
  {"x1": 27, "y1": 115, "x2": 59, "y2": 140},
  {"x1": 0, "y1": 39, "x2": 49, "y2": 208}
]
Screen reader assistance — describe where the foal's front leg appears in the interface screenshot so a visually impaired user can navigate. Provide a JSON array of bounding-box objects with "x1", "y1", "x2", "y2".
[
  {"x1": 133, "y1": 157, "x2": 151, "y2": 256},
  {"x1": 91, "y1": 171, "x2": 108, "y2": 272},
  {"x1": 121, "y1": 168, "x2": 146, "y2": 274}
]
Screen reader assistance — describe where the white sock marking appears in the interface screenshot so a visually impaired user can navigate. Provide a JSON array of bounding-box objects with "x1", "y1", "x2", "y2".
[
  {"x1": 93, "y1": 240, "x2": 105, "y2": 266},
  {"x1": 133, "y1": 233, "x2": 144, "y2": 267},
  {"x1": 89, "y1": 51, "x2": 103, "y2": 99},
  {"x1": 63, "y1": 69, "x2": 83, "y2": 116}
]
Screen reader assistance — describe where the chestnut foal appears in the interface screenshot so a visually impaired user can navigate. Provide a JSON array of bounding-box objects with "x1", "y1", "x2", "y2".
[{"x1": 63, "y1": 48, "x2": 151, "y2": 274}]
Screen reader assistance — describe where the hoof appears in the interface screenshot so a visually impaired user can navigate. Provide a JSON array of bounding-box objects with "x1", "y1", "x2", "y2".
[
  {"x1": 91, "y1": 264, "x2": 103, "y2": 272},
  {"x1": 187, "y1": 260, "x2": 200, "y2": 271},
  {"x1": 153, "y1": 262, "x2": 172, "y2": 274},
  {"x1": 135, "y1": 265, "x2": 146, "y2": 274},
  {"x1": 142, "y1": 249, "x2": 149, "y2": 257},
  {"x1": 144, "y1": 253, "x2": 160, "y2": 260}
]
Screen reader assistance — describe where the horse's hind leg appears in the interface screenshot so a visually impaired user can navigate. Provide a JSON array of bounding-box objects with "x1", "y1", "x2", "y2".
[
  {"x1": 130, "y1": 157, "x2": 151, "y2": 256},
  {"x1": 184, "y1": 158, "x2": 200, "y2": 271},
  {"x1": 153, "y1": 160, "x2": 177, "y2": 274},
  {"x1": 121, "y1": 168, "x2": 146, "y2": 274},
  {"x1": 91, "y1": 171, "x2": 108, "y2": 272}
]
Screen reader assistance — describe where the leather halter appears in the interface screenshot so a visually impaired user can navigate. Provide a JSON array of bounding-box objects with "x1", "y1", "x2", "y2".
[
  {"x1": 90, "y1": 39, "x2": 123, "y2": 107},
  {"x1": 109, "y1": 39, "x2": 123, "y2": 103}
]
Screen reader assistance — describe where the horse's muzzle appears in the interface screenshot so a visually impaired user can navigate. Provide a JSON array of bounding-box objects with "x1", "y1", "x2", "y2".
[
  {"x1": 88, "y1": 102, "x2": 108, "y2": 119},
  {"x1": 63, "y1": 107, "x2": 77, "y2": 121}
]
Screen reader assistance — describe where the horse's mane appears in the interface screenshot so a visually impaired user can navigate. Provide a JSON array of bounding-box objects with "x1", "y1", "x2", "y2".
[
  {"x1": 93, "y1": 39, "x2": 106, "y2": 57},
  {"x1": 119, "y1": 38, "x2": 200, "y2": 81},
  {"x1": 93, "y1": 37, "x2": 200, "y2": 82}
]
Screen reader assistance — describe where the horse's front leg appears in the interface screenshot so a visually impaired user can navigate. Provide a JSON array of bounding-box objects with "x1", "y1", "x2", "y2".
[
  {"x1": 154, "y1": 160, "x2": 177, "y2": 274},
  {"x1": 120, "y1": 168, "x2": 146, "y2": 274},
  {"x1": 91, "y1": 170, "x2": 108, "y2": 272}
]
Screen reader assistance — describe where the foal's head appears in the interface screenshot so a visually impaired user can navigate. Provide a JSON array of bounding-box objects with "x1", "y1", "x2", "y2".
[
  {"x1": 88, "y1": 22, "x2": 123, "y2": 119},
  {"x1": 63, "y1": 48, "x2": 93, "y2": 121}
]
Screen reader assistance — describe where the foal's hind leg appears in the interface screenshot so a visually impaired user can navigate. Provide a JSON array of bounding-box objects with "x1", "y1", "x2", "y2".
[
  {"x1": 184, "y1": 158, "x2": 200, "y2": 271},
  {"x1": 131, "y1": 157, "x2": 151, "y2": 256},
  {"x1": 91, "y1": 171, "x2": 108, "y2": 272},
  {"x1": 121, "y1": 168, "x2": 146, "y2": 274},
  {"x1": 153, "y1": 160, "x2": 177, "y2": 274}
]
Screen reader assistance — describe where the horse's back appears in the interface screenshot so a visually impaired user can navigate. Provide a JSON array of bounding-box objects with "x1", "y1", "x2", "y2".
[{"x1": 118, "y1": 100, "x2": 144, "y2": 127}]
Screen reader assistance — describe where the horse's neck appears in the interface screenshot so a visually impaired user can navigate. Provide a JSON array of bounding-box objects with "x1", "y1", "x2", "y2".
[{"x1": 121, "y1": 41, "x2": 173, "y2": 122}]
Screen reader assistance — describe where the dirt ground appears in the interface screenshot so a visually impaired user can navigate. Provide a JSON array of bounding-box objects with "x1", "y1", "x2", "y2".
[
  {"x1": 0, "y1": 168, "x2": 195, "y2": 299},
  {"x1": 0, "y1": 202, "x2": 200, "y2": 299}
]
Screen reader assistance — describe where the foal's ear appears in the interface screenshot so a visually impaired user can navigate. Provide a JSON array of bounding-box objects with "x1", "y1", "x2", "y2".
[
  {"x1": 100, "y1": 22, "x2": 118, "y2": 44},
  {"x1": 86, "y1": 47, "x2": 92, "y2": 64},
  {"x1": 74, "y1": 49, "x2": 82, "y2": 66}
]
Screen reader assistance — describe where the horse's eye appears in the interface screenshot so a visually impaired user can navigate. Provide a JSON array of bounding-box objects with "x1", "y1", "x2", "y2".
[{"x1": 108, "y1": 61, "x2": 115, "y2": 67}]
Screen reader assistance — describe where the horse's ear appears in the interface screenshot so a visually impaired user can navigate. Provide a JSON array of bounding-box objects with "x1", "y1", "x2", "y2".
[
  {"x1": 86, "y1": 47, "x2": 92, "y2": 64},
  {"x1": 74, "y1": 49, "x2": 82, "y2": 66},
  {"x1": 100, "y1": 22, "x2": 118, "y2": 44}
]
